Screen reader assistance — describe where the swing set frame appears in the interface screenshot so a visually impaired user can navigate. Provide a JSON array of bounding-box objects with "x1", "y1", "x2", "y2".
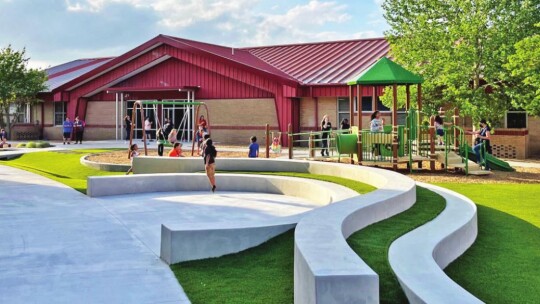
[{"x1": 127, "y1": 100, "x2": 210, "y2": 158}]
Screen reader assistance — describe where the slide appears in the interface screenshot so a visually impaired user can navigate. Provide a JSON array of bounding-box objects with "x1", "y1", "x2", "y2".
[{"x1": 464, "y1": 145, "x2": 515, "y2": 172}]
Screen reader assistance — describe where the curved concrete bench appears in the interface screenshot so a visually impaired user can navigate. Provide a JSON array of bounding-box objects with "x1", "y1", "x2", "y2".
[
  {"x1": 81, "y1": 154, "x2": 131, "y2": 172},
  {"x1": 87, "y1": 172, "x2": 357, "y2": 264},
  {"x1": 130, "y1": 157, "x2": 417, "y2": 303},
  {"x1": 388, "y1": 182, "x2": 482, "y2": 304},
  {"x1": 293, "y1": 164, "x2": 417, "y2": 304}
]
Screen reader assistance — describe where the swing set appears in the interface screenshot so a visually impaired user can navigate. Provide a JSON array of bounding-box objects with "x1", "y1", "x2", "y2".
[{"x1": 127, "y1": 100, "x2": 210, "y2": 158}]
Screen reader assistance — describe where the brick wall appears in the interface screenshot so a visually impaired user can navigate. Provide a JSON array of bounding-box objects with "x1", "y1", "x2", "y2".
[
  {"x1": 86, "y1": 101, "x2": 115, "y2": 126},
  {"x1": 300, "y1": 97, "x2": 316, "y2": 130},
  {"x1": 193, "y1": 98, "x2": 278, "y2": 145},
  {"x1": 318, "y1": 97, "x2": 338, "y2": 128},
  {"x1": 528, "y1": 116, "x2": 540, "y2": 156},
  {"x1": 464, "y1": 128, "x2": 529, "y2": 159}
]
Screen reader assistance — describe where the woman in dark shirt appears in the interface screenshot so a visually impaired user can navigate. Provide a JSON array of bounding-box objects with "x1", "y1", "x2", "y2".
[
  {"x1": 320, "y1": 115, "x2": 332, "y2": 156},
  {"x1": 204, "y1": 139, "x2": 217, "y2": 192}
]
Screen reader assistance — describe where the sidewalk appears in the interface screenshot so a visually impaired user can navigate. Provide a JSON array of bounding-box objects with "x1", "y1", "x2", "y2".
[{"x1": 0, "y1": 166, "x2": 189, "y2": 304}]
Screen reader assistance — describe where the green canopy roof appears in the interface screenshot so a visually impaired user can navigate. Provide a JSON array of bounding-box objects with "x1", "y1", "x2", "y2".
[{"x1": 347, "y1": 57, "x2": 423, "y2": 85}]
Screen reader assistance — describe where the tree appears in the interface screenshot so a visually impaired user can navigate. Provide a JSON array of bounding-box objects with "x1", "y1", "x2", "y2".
[
  {"x1": 505, "y1": 24, "x2": 540, "y2": 115},
  {"x1": 0, "y1": 45, "x2": 48, "y2": 137},
  {"x1": 382, "y1": 0, "x2": 540, "y2": 124}
]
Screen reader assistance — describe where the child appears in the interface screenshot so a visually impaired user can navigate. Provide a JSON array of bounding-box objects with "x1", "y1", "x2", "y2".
[
  {"x1": 271, "y1": 135, "x2": 281, "y2": 153},
  {"x1": 168, "y1": 142, "x2": 184, "y2": 157},
  {"x1": 434, "y1": 115, "x2": 444, "y2": 145},
  {"x1": 204, "y1": 139, "x2": 217, "y2": 192},
  {"x1": 156, "y1": 127, "x2": 166, "y2": 156},
  {"x1": 126, "y1": 144, "x2": 139, "y2": 175},
  {"x1": 0, "y1": 128, "x2": 10, "y2": 148},
  {"x1": 196, "y1": 125, "x2": 206, "y2": 153},
  {"x1": 248, "y1": 136, "x2": 259, "y2": 158},
  {"x1": 168, "y1": 128, "x2": 177, "y2": 144},
  {"x1": 370, "y1": 111, "x2": 384, "y2": 157}
]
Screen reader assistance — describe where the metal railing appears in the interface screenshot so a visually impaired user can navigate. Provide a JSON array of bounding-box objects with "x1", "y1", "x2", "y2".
[
  {"x1": 361, "y1": 130, "x2": 394, "y2": 163},
  {"x1": 444, "y1": 125, "x2": 469, "y2": 174}
]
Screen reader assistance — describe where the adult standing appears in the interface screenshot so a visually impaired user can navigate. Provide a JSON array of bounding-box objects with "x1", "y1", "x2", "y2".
[
  {"x1": 62, "y1": 117, "x2": 73, "y2": 144},
  {"x1": 124, "y1": 115, "x2": 132, "y2": 141},
  {"x1": 320, "y1": 114, "x2": 332, "y2": 156},
  {"x1": 144, "y1": 118, "x2": 152, "y2": 142},
  {"x1": 73, "y1": 116, "x2": 85, "y2": 144},
  {"x1": 340, "y1": 118, "x2": 350, "y2": 130},
  {"x1": 204, "y1": 138, "x2": 217, "y2": 192},
  {"x1": 469, "y1": 119, "x2": 492, "y2": 170}
]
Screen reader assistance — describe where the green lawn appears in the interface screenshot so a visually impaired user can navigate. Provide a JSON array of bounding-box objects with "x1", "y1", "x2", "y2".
[
  {"x1": 0, "y1": 150, "x2": 121, "y2": 193},
  {"x1": 172, "y1": 174, "x2": 444, "y2": 304},
  {"x1": 347, "y1": 186, "x2": 447, "y2": 303},
  {"x1": 440, "y1": 183, "x2": 540, "y2": 304}
]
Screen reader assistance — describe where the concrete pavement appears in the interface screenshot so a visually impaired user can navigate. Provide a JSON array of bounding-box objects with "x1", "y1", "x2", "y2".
[{"x1": 0, "y1": 166, "x2": 189, "y2": 304}]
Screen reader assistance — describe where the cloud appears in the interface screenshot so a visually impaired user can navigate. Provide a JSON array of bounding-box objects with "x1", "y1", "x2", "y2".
[{"x1": 1, "y1": 0, "x2": 386, "y2": 68}]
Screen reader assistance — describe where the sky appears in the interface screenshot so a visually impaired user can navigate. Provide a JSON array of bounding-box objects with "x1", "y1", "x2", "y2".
[{"x1": 0, "y1": 0, "x2": 389, "y2": 69}]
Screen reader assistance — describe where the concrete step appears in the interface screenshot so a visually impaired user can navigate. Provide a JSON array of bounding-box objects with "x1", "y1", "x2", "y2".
[{"x1": 468, "y1": 170, "x2": 493, "y2": 176}]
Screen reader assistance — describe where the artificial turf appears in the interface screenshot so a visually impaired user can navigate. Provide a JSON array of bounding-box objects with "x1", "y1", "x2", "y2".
[
  {"x1": 172, "y1": 175, "x2": 444, "y2": 304},
  {"x1": 0, "y1": 149, "x2": 122, "y2": 193},
  {"x1": 439, "y1": 183, "x2": 540, "y2": 304},
  {"x1": 346, "y1": 186, "x2": 447, "y2": 303}
]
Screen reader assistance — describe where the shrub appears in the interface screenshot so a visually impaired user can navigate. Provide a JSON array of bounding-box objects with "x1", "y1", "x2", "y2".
[
  {"x1": 16, "y1": 143, "x2": 26, "y2": 148},
  {"x1": 36, "y1": 141, "x2": 51, "y2": 148},
  {"x1": 26, "y1": 142, "x2": 37, "y2": 148}
]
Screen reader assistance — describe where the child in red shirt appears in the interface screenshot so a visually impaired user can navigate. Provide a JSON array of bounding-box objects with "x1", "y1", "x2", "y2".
[{"x1": 168, "y1": 142, "x2": 184, "y2": 157}]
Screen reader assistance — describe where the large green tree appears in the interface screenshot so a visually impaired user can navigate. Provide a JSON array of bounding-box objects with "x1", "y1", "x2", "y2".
[
  {"x1": 382, "y1": 0, "x2": 540, "y2": 124},
  {"x1": 505, "y1": 24, "x2": 540, "y2": 115},
  {"x1": 0, "y1": 45, "x2": 47, "y2": 136}
]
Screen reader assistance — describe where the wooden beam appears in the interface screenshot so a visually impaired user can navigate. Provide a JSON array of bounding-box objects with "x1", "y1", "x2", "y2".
[
  {"x1": 417, "y1": 84, "x2": 422, "y2": 111},
  {"x1": 392, "y1": 84, "x2": 398, "y2": 170},
  {"x1": 357, "y1": 84, "x2": 362, "y2": 129},
  {"x1": 349, "y1": 85, "x2": 354, "y2": 127},
  {"x1": 372, "y1": 86, "x2": 377, "y2": 111},
  {"x1": 406, "y1": 85, "x2": 410, "y2": 110}
]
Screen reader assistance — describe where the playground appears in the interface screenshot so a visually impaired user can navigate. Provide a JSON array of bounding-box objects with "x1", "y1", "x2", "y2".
[{"x1": 1, "y1": 60, "x2": 538, "y2": 304}]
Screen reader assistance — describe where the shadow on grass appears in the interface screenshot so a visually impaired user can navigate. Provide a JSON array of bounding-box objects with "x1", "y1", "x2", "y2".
[
  {"x1": 445, "y1": 205, "x2": 540, "y2": 304},
  {"x1": 7, "y1": 163, "x2": 72, "y2": 179},
  {"x1": 172, "y1": 230, "x2": 295, "y2": 304}
]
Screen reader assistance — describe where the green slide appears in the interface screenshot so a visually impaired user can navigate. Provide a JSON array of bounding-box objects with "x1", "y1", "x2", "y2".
[{"x1": 464, "y1": 145, "x2": 515, "y2": 171}]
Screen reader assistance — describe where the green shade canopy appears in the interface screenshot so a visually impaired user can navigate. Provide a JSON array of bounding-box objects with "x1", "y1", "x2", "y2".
[{"x1": 347, "y1": 57, "x2": 423, "y2": 85}]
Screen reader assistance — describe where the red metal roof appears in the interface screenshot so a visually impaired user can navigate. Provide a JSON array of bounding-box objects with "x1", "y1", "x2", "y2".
[
  {"x1": 46, "y1": 35, "x2": 390, "y2": 94},
  {"x1": 244, "y1": 38, "x2": 390, "y2": 85},
  {"x1": 45, "y1": 57, "x2": 114, "y2": 91},
  {"x1": 163, "y1": 35, "x2": 299, "y2": 83}
]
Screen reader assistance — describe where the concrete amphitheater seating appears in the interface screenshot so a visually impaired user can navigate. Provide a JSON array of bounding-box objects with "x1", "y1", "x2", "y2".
[
  {"x1": 388, "y1": 182, "x2": 483, "y2": 304},
  {"x1": 92, "y1": 156, "x2": 479, "y2": 304}
]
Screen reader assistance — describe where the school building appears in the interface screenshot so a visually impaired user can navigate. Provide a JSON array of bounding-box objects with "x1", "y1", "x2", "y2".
[{"x1": 10, "y1": 34, "x2": 539, "y2": 158}]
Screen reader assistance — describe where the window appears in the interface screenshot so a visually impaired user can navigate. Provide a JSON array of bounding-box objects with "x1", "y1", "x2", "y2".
[
  {"x1": 9, "y1": 103, "x2": 31, "y2": 123},
  {"x1": 337, "y1": 97, "x2": 349, "y2": 125},
  {"x1": 54, "y1": 102, "x2": 66, "y2": 126},
  {"x1": 505, "y1": 111, "x2": 527, "y2": 128}
]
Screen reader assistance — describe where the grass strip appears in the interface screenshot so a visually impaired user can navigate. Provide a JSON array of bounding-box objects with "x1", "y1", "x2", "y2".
[
  {"x1": 173, "y1": 172, "x2": 444, "y2": 304},
  {"x1": 0, "y1": 150, "x2": 122, "y2": 193},
  {"x1": 346, "y1": 186, "x2": 446, "y2": 303},
  {"x1": 438, "y1": 183, "x2": 540, "y2": 304}
]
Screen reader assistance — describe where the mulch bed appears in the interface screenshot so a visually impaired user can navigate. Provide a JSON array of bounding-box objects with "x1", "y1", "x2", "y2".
[{"x1": 88, "y1": 150, "x2": 540, "y2": 184}]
